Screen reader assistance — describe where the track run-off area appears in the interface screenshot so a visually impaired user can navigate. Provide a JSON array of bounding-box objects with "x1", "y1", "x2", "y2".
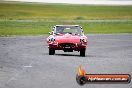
[{"x1": 0, "y1": 34, "x2": 132, "y2": 88}]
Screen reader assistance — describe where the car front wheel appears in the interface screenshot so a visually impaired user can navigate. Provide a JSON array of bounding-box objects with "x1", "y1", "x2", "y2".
[
  {"x1": 49, "y1": 48, "x2": 55, "y2": 55},
  {"x1": 80, "y1": 49, "x2": 85, "y2": 57}
]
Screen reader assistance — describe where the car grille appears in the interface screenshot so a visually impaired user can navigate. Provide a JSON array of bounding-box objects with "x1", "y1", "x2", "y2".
[{"x1": 59, "y1": 43, "x2": 75, "y2": 47}]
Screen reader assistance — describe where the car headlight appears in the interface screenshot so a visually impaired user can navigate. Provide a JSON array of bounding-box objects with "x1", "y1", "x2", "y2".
[
  {"x1": 80, "y1": 38, "x2": 87, "y2": 43},
  {"x1": 49, "y1": 37, "x2": 55, "y2": 42}
]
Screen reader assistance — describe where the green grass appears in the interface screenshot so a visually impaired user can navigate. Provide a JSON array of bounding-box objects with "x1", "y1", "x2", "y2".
[
  {"x1": 0, "y1": 20, "x2": 132, "y2": 36},
  {"x1": 0, "y1": 2, "x2": 132, "y2": 20},
  {"x1": 0, "y1": 2, "x2": 132, "y2": 36}
]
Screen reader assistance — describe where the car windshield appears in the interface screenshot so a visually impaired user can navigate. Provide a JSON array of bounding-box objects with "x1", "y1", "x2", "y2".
[{"x1": 55, "y1": 26, "x2": 82, "y2": 35}]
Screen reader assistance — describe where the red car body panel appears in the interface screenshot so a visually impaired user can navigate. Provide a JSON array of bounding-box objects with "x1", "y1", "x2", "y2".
[{"x1": 47, "y1": 33, "x2": 87, "y2": 51}]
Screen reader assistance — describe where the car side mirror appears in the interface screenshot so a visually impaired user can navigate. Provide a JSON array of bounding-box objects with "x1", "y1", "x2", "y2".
[{"x1": 49, "y1": 32, "x2": 52, "y2": 35}]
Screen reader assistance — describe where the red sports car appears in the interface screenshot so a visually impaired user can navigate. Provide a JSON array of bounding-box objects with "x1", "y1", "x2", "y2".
[{"x1": 47, "y1": 25, "x2": 88, "y2": 56}]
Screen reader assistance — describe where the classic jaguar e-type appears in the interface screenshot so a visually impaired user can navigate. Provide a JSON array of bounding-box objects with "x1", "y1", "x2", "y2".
[{"x1": 47, "y1": 25, "x2": 88, "y2": 56}]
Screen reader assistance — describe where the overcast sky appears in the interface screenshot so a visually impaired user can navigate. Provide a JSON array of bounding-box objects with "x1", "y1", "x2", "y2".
[{"x1": 5, "y1": 0, "x2": 132, "y2": 5}]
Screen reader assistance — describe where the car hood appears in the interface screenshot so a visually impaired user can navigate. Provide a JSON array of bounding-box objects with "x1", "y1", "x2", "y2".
[{"x1": 55, "y1": 34, "x2": 81, "y2": 44}]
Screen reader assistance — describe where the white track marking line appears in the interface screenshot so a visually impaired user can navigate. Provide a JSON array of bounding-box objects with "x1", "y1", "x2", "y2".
[
  {"x1": 5, "y1": 61, "x2": 34, "y2": 85},
  {"x1": 23, "y1": 66, "x2": 32, "y2": 68}
]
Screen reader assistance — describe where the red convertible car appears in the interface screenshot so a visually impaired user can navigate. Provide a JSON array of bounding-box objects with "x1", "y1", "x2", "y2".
[{"x1": 47, "y1": 25, "x2": 88, "y2": 56}]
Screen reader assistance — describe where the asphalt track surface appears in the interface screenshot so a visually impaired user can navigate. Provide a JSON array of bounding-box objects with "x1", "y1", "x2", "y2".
[{"x1": 0, "y1": 34, "x2": 132, "y2": 88}]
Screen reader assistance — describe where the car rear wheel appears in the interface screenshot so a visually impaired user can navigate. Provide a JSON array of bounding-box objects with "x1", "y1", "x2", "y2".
[
  {"x1": 80, "y1": 49, "x2": 85, "y2": 57},
  {"x1": 49, "y1": 49, "x2": 55, "y2": 55}
]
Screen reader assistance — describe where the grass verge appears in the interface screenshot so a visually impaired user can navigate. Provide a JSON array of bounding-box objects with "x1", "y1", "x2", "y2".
[
  {"x1": 0, "y1": 20, "x2": 132, "y2": 36},
  {"x1": 0, "y1": 2, "x2": 132, "y2": 36}
]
